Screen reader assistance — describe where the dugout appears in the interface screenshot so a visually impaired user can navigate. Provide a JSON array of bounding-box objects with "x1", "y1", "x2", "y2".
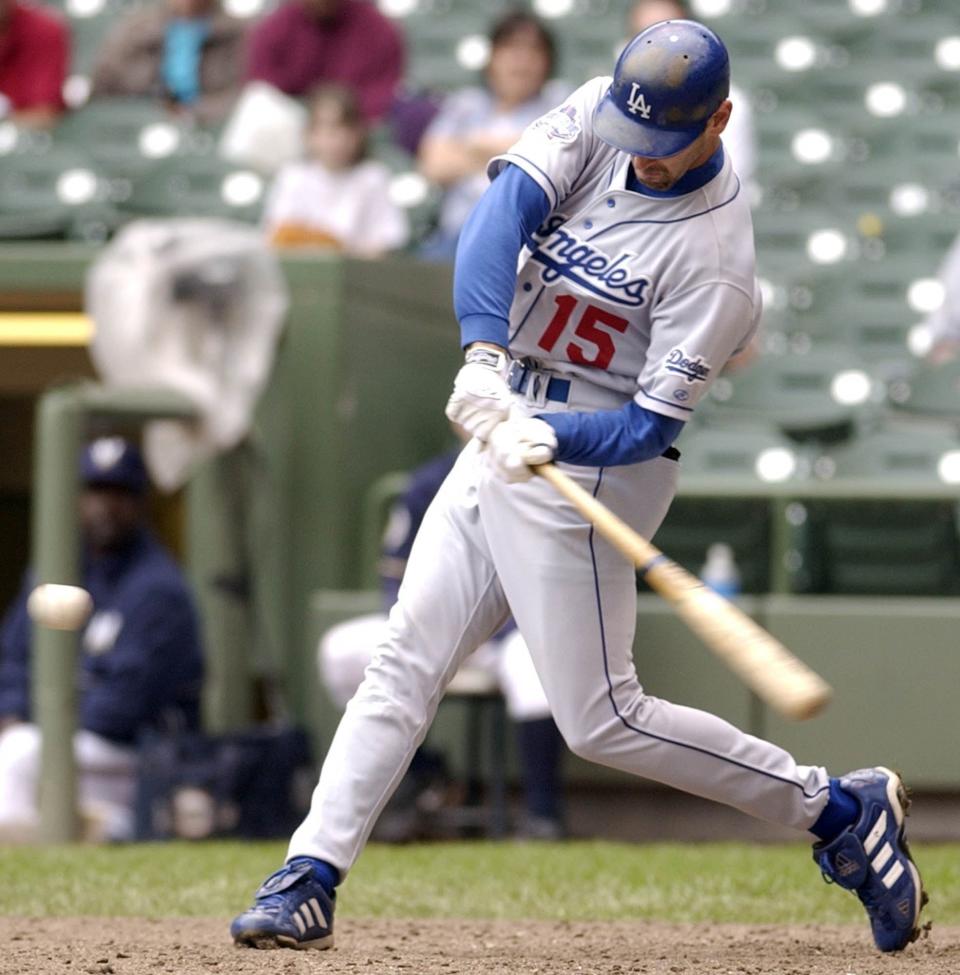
[{"x1": 4, "y1": 247, "x2": 960, "y2": 817}]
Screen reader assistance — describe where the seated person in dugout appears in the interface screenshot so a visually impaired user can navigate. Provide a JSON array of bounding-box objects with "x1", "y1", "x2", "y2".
[{"x1": 0, "y1": 437, "x2": 204, "y2": 842}]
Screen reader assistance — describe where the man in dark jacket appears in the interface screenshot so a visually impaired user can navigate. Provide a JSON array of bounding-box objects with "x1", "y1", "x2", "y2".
[{"x1": 0, "y1": 437, "x2": 203, "y2": 841}]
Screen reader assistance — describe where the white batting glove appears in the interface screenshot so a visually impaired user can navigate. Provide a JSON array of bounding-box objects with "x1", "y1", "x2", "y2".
[
  {"x1": 445, "y1": 346, "x2": 512, "y2": 442},
  {"x1": 487, "y1": 417, "x2": 558, "y2": 483}
]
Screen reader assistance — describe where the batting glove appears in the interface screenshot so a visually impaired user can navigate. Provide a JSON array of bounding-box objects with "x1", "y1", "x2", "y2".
[
  {"x1": 445, "y1": 346, "x2": 512, "y2": 442},
  {"x1": 487, "y1": 417, "x2": 558, "y2": 483}
]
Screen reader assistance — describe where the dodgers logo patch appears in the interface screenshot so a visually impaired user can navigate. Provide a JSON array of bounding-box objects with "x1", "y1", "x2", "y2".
[
  {"x1": 665, "y1": 347, "x2": 711, "y2": 384},
  {"x1": 535, "y1": 104, "x2": 581, "y2": 143}
]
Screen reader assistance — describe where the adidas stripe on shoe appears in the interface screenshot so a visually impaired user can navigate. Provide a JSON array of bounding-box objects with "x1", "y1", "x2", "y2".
[
  {"x1": 230, "y1": 858, "x2": 335, "y2": 950},
  {"x1": 813, "y1": 766, "x2": 928, "y2": 952}
]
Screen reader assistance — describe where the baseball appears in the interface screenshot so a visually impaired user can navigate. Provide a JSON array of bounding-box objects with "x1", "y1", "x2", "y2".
[{"x1": 27, "y1": 584, "x2": 94, "y2": 631}]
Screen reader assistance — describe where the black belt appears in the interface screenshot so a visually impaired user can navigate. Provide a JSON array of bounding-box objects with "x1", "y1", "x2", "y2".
[{"x1": 662, "y1": 446, "x2": 681, "y2": 461}]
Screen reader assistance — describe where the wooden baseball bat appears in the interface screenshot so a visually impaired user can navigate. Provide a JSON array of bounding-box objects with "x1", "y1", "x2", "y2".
[{"x1": 534, "y1": 463, "x2": 832, "y2": 721}]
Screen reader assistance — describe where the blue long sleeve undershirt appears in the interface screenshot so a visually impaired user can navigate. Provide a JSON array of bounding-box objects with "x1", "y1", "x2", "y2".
[{"x1": 453, "y1": 163, "x2": 684, "y2": 467}]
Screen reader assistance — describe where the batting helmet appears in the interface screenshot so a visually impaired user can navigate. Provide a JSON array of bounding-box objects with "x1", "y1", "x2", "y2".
[{"x1": 593, "y1": 19, "x2": 730, "y2": 159}]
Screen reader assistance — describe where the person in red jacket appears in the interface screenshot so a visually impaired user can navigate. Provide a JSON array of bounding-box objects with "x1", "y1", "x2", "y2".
[
  {"x1": 244, "y1": 0, "x2": 404, "y2": 122},
  {"x1": 0, "y1": 0, "x2": 69, "y2": 127}
]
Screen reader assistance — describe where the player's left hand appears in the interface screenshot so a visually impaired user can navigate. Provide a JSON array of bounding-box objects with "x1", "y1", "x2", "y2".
[{"x1": 487, "y1": 417, "x2": 557, "y2": 483}]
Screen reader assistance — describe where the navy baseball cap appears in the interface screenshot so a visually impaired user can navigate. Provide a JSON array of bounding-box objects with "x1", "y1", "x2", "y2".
[{"x1": 80, "y1": 437, "x2": 149, "y2": 494}]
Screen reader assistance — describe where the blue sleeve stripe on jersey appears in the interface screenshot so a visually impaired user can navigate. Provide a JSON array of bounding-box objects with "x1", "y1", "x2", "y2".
[
  {"x1": 637, "y1": 384, "x2": 695, "y2": 414},
  {"x1": 497, "y1": 152, "x2": 560, "y2": 209},
  {"x1": 454, "y1": 163, "x2": 552, "y2": 348},
  {"x1": 585, "y1": 177, "x2": 741, "y2": 243},
  {"x1": 539, "y1": 400, "x2": 684, "y2": 466},
  {"x1": 508, "y1": 283, "x2": 546, "y2": 344}
]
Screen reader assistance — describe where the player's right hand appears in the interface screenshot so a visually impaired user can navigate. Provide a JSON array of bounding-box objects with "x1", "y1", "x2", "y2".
[
  {"x1": 487, "y1": 416, "x2": 557, "y2": 483},
  {"x1": 444, "y1": 346, "x2": 512, "y2": 442}
]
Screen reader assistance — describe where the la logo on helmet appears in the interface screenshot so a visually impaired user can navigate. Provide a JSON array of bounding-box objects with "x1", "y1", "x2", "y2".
[{"x1": 626, "y1": 83, "x2": 652, "y2": 119}]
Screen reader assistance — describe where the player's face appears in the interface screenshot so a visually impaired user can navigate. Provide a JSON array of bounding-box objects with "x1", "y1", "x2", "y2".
[{"x1": 630, "y1": 100, "x2": 731, "y2": 191}]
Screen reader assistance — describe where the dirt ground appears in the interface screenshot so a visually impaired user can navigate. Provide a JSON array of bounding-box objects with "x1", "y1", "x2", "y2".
[{"x1": 0, "y1": 917, "x2": 956, "y2": 975}]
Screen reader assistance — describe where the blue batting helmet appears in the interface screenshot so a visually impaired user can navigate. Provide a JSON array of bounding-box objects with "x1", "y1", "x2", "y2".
[{"x1": 593, "y1": 19, "x2": 730, "y2": 159}]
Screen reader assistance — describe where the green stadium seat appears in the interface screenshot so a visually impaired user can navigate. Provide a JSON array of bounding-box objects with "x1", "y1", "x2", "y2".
[
  {"x1": 801, "y1": 426, "x2": 960, "y2": 595},
  {"x1": 701, "y1": 345, "x2": 876, "y2": 442},
  {"x1": 0, "y1": 136, "x2": 117, "y2": 240},
  {"x1": 53, "y1": 99, "x2": 190, "y2": 180},
  {"x1": 887, "y1": 359, "x2": 960, "y2": 424},
  {"x1": 119, "y1": 154, "x2": 265, "y2": 223},
  {"x1": 649, "y1": 424, "x2": 804, "y2": 595}
]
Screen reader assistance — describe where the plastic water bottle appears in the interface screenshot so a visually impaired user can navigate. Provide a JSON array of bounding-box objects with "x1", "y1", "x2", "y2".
[{"x1": 701, "y1": 542, "x2": 741, "y2": 599}]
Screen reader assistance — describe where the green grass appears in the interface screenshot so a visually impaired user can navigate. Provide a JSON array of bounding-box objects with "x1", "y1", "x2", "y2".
[{"x1": 1, "y1": 841, "x2": 958, "y2": 924}]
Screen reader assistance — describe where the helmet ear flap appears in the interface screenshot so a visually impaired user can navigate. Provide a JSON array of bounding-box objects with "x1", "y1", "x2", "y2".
[{"x1": 593, "y1": 19, "x2": 730, "y2": 159}]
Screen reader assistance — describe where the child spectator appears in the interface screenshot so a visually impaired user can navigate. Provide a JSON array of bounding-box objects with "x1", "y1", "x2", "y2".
[
  {"x1": 417, "y1": 10, "x2": 569, "y2": 261},
  {"x1": 90, "y1": 0, "x2": 246, "y2": 124},
  {"x1": 0, "y1": 0, "x2": 69, "y2": 128},
  {"x1": 262, "y1": 83, "x2": 409, "y2": 257},
  {"x1": 244, "y1": 0, "x2": 404, "y2": 124}
]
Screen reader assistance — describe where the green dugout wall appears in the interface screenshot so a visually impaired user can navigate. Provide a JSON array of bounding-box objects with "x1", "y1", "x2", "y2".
[{"x1": 185, "y1": 255, "x2": 462, "y2": 731}]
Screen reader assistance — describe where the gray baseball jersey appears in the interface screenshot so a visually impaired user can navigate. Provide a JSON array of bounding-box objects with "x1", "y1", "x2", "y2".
[{"x1": 492, "y1": 77, "x2": 761, "y2": 418}]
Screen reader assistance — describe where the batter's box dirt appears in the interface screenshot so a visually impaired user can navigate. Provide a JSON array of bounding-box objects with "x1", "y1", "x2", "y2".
[{"x1": 0, "y1": 917, "x2": 956, "y2": 975}]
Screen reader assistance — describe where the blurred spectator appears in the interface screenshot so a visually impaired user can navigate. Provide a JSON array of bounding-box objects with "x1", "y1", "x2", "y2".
[
  {"x1": 923, "y1": 233, "x2": 960, "y2": 364},
  {"x1": 320, "y1": 443, "x2": 566, "y2": 840},
  {"x1": 417, "y1": 10, "x2": 569, "y2": 261},
  {"x1": 0, "y1": 0, "x2": 69, "y2": 128},
  {"x1": 0, "y1": 438, "x2": 204, "y2": 842},
  {"x1": 90, "y1": 0, "x2": 246, "y2": 124},
  {"x1": 629, "y1": 0, "x2": 756, "y2": 192},
  {"x1": 262, "y1": 83, "x2": 409, "y2": 256},
  {"x1": 244, "y1": 0, "x2": 404, "y2": 123}
]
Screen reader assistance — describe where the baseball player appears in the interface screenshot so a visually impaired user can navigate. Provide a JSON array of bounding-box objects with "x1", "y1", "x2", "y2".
[{"x1": 231, "y1": 20, "x2": 927, "y2": 953}]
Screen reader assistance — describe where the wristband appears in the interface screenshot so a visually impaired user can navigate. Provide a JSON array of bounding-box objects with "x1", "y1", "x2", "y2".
[{"x1": 464, "y1": 346, "x2": 508, "y2": 372}]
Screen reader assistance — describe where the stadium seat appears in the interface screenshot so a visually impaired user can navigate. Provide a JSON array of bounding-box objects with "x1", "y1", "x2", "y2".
[
  {"x1": 801, "y1": 425, "x2": 960, "y2": 595},
  {"x1": 119, "y1": 154, "x2": 265, "y2": 223},
  {"x1": 887, "y1": 358, "x2": 960, "y2": 425},
  {"x1": 700, "y1": 344, "x2": 877, "y2": 442},
  {"x1": 650, "y1": 424, "x2": 805, "y2": 595},
  {"x1": 0, "y1": 136, "x2": 116, "y2": 240},
  {"x1": 53, "y1": 100, "x2": 192, "y2": 180}
]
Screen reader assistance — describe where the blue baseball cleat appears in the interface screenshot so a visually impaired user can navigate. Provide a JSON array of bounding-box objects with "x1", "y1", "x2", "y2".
[
  {"x1": 230, "y1": 858, "x2": 335, "y2": 950},
  {"x1": 813, "y1": 766, "x2": 928, "y2": 952}
]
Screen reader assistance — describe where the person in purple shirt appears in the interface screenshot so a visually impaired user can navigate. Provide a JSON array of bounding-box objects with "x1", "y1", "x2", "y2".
[{"x1": 244, "y1": 0, "x2": 404, "y2": 122}]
